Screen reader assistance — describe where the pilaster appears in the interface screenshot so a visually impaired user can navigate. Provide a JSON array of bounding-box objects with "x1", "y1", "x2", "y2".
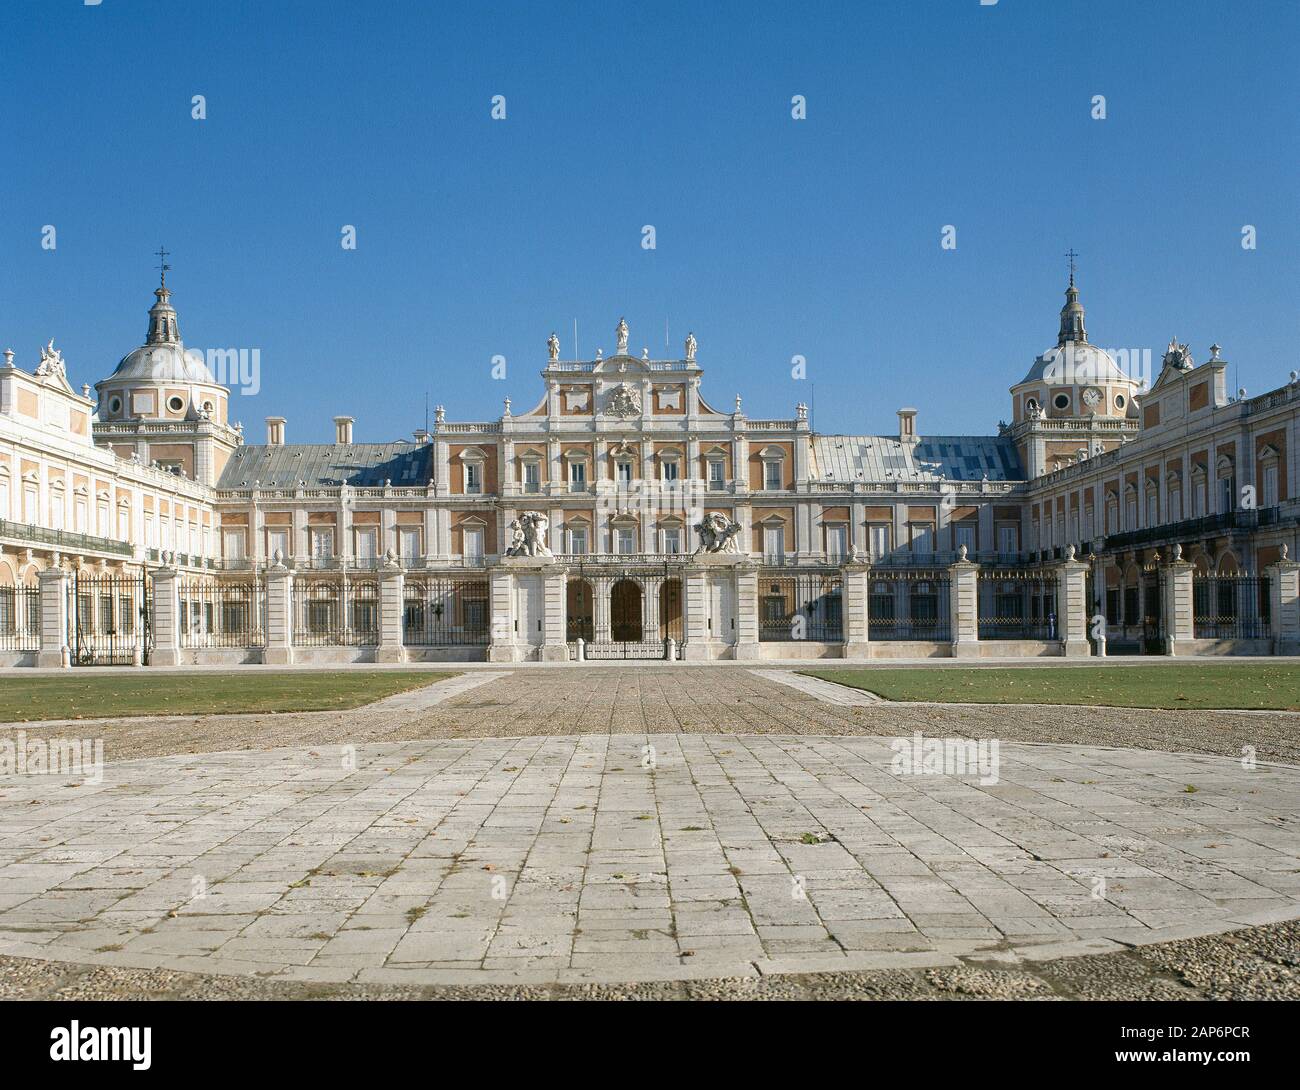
[
  {"x1": 1054, "y1": 546, "x2": 1091, "y2": 658},
  {"x1": 150, "y1": 565, "x2": 181, "y2": 666},
  {"x1": 841, "y1": 561, "x2": 872, "y2": 659},
  {"x1": 734, "y1": 562, "x2": 760, "y2": 659},
  {"x1": 1266, "y1": 549, "x2": 1300, "y2": 655},
  {"x1": 948, "y1": 555, "x2": 979, "y2": 658},
  {"x1": 1161, "y1": 547, "x2": 1195, "y2": 655},
  {"x1": 376, "y1": 557, "x2": 406, "y2": 662},
  {"x1": 37, "y1": 567, "x2": 69, "y2": 668},
  {"x1": 263, "y1": 562, "x2": 294, "y2": 665}
]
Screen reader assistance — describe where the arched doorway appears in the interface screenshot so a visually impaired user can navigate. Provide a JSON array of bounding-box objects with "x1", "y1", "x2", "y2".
[
  {"x1": 567, "y1": 579, "x2": 594, "y2": 642},
  {"x1": 610, "y1": 579, "x2": 643, "y2": 642},
  {"x1": 659, "y1": 579, "x2": 682, "y2": 642}
]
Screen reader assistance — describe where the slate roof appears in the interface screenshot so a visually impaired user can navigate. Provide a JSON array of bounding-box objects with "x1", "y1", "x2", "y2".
[
  {"x1": 218, "y1": 442, "x2": 433, "y2": 489},
  {"x1": 811, "y1": 435, "x2": 1023, "y2": 484}
]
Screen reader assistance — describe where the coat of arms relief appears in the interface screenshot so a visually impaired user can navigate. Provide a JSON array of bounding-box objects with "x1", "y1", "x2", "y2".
[{"x1": 605, "y1": 383, "x2": 641, "y2": 418}]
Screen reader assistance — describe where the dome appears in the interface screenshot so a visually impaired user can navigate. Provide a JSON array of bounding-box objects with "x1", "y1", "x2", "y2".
[
  {"x1": 1016, "y1": 342, "x2": 1133, "y2": 388},
  {"x1": 109, "y1": 342, "x2": 216, "y2": 384}
]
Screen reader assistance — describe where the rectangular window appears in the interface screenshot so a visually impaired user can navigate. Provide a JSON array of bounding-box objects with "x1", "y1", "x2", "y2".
[
  {"x1": 708, "y1": 460, "x2": 725, "y2": 491},
  {"x1": 310, "y1": 528, "x2": 334, "y2": 559},
  {"x1": 763, "y1": 461, "x2": 782, "y2": 491},
  {"x1": 399, "y1": 527, "x2": 421, "y2": 559},
  {"x1": 616, "y1": 527, "x2": 636, "y2": 554},
  {"x1": 616, "y1": 461, "x2": 633, "y2": 484},
  {"x1": 825, "y1": 524, "x2": 847, "y2": 560},
  {"x1": 223, "y1": 529, "x2": 246, "y2": 560},
  {"x1": 568, "y1": 461, "x2": 586, "y2": 492},
  {"x1": 568, "y1": 527, "x2": 588, "y2": 555},
  {"x1": 267, "y1": 528, "x2": 290, "y2": 563},
  {"x1": 662, "y1": 460, "x2": 680, "y2": 482},
  {"x1": 663, "y1": 528, "x2": 681, "y2": 554},
  {"x1": 465, "y1": 463, "x2": 482, "y2": 494},
  {"x1": 522, "y1": 461, "x2": 540, "y2": 494},
  {"x1": 953, "y1": 523, "x2": 976, "y2": 556},
  {"x1": 869, "y1": 524, "x2": 890, "y2": 559},
  {"x1": 1263, "y1": 464, "x2": 1279, "y2": 508},
  {"x1": 909, "y1": 522, "x2": 934, "y2": 553},
  {"x1": 355, "y1": 527, "x2": 378, "y2": 559},
  {"x1": 763, "y1": 526, "x2": 784, "y2": 563},
  {"x1": 1218, "y1": 476, "x2": 1234, "y2": 514},
  {"x1": 462, "y1": 527, "x2": 484, "y2": 558},
  {"x1": 1146, "y1": 493, "x2": 1158, "y2": 525},
  {"x1": 997, "y1": 525, "x2": 1018, "y2": 556}
]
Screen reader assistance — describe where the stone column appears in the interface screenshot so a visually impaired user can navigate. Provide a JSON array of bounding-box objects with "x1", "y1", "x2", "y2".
[
  {"x1": 487, "y1": 564, "x2": 516, "y2": 662},
  {"x1": 841, "y1": 560, "x2": 872, "y2": 659},
  {"x1": 593, "y1": 574, "x2": 612, "y2": 643},
  {"x1": 150, "y1": 565, "x2": 181, "y2": 666},
  {"x1": 734, "y1": 561, "x2": 760, "y2": 659},
  {"x1": 37, "y1": 567, "x2": 70, "y2": 669},
  {"x1": 948, "y1": 551, "x2": 979, "y2": 658},
  {"x1": 682, "y1": 564, "x2": 711, "y2": 660},
  {"x1": 541, "y1": 563, "x2": 568, "y2": 662},
  {"x1": 1266, "y1": 547, "x2": 1300, "y2": 655},
  {"x1": 376, "y1": 557, "x2": 406, "y2": 663},
  {"x1": 263, "y1": 562, "x2": 295, "y2": 665},
  {"x1": 1054, "y1": 545, "x2": 1091, "y2": 658},
  {"x1": 1161, "y1": 546, "x2": 1195, "y2": 655}
]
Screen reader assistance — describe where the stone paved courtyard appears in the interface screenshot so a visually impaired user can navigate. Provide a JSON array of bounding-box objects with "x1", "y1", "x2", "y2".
[{"x1": 2, "y1": 669, "x2": 1298, "y2": 987}]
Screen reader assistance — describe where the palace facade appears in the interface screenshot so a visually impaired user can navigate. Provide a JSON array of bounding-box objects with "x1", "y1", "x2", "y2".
[{"x1": 3, "y1": 271, "x2": 1299, "y2": 666}]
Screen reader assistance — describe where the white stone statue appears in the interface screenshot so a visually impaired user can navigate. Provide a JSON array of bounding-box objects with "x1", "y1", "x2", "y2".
[
  {"x1": 36, "y1": 339, "x2": 66, "y2": 378},
  {"x1": 616, "y1": 317, "x2": 629, "y2": 355},
  {"x1": 505, "y1": 512, "x2": 552, "y2": 558},
  {"x1": 547, "y1": 332, "x2": 560, "y2": 361},
  {"x1": 693, "y1": 512, "x2": 743, "y2": 554},
  {"x1": 685, "y1": 332, "x2": 697, "y2": 361}
]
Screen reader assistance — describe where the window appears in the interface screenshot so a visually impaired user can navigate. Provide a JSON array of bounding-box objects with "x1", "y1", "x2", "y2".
[
  {"x1": 310, "y1": 528, "x2": 334, "y2": 559},
  {"x1": 399, "y1": 527, "x2": 421, "y2": 559},
  {"x1": 567, "y1": 527, "x2": 588, "y2": 554},
  {"x1": 763, "y1": 526, "x2": 784, "y2": 563},
  {"x1": 522, "y1": 461, "x2": 540, "y2": 494},
  {"x1": 869, "y1": 524, "x2": 890, "y2": 559},
  {"x1": 763, "y1": 461, "x2": 782, "y2": 491},
  {"x1": 663, "y1": 528, "x2": 682, "y2": 554},
  {"x1": 953, "y1": 523, "x2": 976, "y2": 556},
  {"x1": 825, "y1": 524, "x2": 847, "y2": 560},
  {"x1": 909, "y1": 522, "x2": 934, "y2": 553},
  {"x1": 267, "y1": 528, "x2": 290, "y2": 562},
  {"x1": 108, "y1": 396, "x2": 122, "y2": 415},
  {"x1": 1218, "y1": 475, "x2": 1234, "y2": 514},
  {"x1": 1168, "y1": 488, "x2": 1182, "y2": 522},
  {"x1": 355, "y1": 527, "x2": 378, "y2": 560},
  {"x1": 568, "y1": 460, "x2": 586, "y2": 492},
  {"x1": 1053, "y1": 392, "x2": 1071, "y2": 411},
  {"x1": 997, "y1": 525, "x2": 1018, "y2": 556},
  {"x1": 1263, "y1": 463, "x2": 1279, "y2": 508},
  {"x1": 223, "y1": 529, "x2": 246, "y2": 560},
  {"x1": 662, "y1": 459, "x2": 680, "y2": 483},
  {"x1": 708, "y1": 460, "x2": 725, "y2": 491},
  {"x1": 616, "y1": 461, "x2": 633, "y2": 485},
  {"x1": 167, "y1": 396, "x2": 185, "y2": 413},
  {"x1": 23, "y1": 486, "x2": 37, "y2": 524},
  {"x1": 462, "y1": 526, "x2": 483, "y2": 559},
  {"x1": 464, "y1": 462, "x2": 482, "y2": 494},
  {"x1": 1146, "y1": 491, "x2": 1158, "y2": 525},
  {"x1": 614, "y1": 527, "x2": 636, "y2": 554}
]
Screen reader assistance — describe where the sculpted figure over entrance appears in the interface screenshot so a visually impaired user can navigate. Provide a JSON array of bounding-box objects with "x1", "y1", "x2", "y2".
[
  {"x1": 506, "y1": 511, "x2": 552, "y2": 558},
  {"x1": 693, "y1": 511, "x2": 742, "y2": 554}
]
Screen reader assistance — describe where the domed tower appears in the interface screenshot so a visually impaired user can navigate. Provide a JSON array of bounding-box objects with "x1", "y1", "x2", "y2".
[
  {"x1": 1008, "y1": 267, "x2": 1140, "y2": 478},
  {"x1": 93, "y1": 260, "x2": 241, "y2": 485}
]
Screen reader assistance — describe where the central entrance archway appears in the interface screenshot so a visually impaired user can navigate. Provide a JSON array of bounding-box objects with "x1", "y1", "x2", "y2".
[{"x1": 610, "y1": 579, "x2": 643, "y2": 642}]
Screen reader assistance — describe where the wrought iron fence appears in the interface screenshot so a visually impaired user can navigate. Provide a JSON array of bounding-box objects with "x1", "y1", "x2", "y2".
[
  {"x1": 293, "y1": 577, "x2": 380, "y2": 646},
  {"x1": 868, "y1": 569, "x2": 951, "y2": 641},
  {"x1": 757, "y1": 569, "x2": 843, "y2": 642},
  {"x1": 1193, "y1": 572, "x2": 1271, "y2": 639},
  {"x1": 402, "y1": 576, "x2": 490, "y2": 645},
  {"x1": 68, "y1": 572, "x2": 151, "y2": 666},
  {"x1": 977, "y1": 569, "x2": 1057, "y2": 640},
  {"x1": 178, "y1": 578, "x2": 266, "y2": 648},
  {"x1": 0, "y1": 585, "x2": 40, "y2": 652}
]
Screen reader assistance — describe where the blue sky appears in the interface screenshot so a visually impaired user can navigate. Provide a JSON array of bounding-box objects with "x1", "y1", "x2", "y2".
[{"x1": 1, "y1": 0, "x2": 1296, "y2": 443}]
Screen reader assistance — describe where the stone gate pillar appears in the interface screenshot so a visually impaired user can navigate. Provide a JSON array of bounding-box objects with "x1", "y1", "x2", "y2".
[
  {"x1": 1266, "y1": 546, "x2": 1300, "y2": 655},
  {"x1": 37, "y1": 567, "x2": 70, "y2": 669},
  {"x1": 682, "y1": 565, "x2": 711, "y2": 661},
  {"x1": 734, "y1": 561, "x2": 760, "y2": 660},
  {"x1": 1055, "y1": 545, "x2": 1091, "y2": 658},
  {"x1": 541, "y1": 562, "x2": 568, "y2": 662},
  {"x1": 150, "y1": 564, "x2": 181, "y2": 667},
  {"x1": 376, "y1": 553, "x2": 406, "y2": 663},
  {"x1": 263, "y1": 560, "x2": 295, "y2": 665},
  {"x1": 948, "y1": 548, "x2": 979, "y2": 658},
  {"x1": 841, "y1": 559, "x2": 871, "y2": 659},
  {"x1": 1161, "y1": 545, "x2": 1195, "y2": 656},
  {"x1": 487, "y1": 564, "x2": 516, "y2": 662}
]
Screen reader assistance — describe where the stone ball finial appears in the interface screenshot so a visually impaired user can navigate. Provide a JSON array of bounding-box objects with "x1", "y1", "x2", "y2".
[
  {"x1": 1282, "y1": 544, "x2": 1290, "y2": 561},
  {"x1": 1171, "y1": 543, "x2": 1182, "y2": 561},
  {"x1": 1064, "y1": 544, "x2": 1076, "y2": 561},
  {"x1": 957, "y1": 543, "x2": 968, "y2": 561}
]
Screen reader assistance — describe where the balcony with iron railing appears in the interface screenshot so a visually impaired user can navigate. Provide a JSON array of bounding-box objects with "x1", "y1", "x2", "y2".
[
  {"x1": 1103, "y1": 507, "x2": 1284, "y2": 552},
  {"x1": 0, "y1": 517, "x2": 134, "y2": 558}
]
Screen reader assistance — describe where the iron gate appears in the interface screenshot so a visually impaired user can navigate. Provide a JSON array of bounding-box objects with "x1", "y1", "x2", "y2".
[{"x1": 68, "y1": 572, "x2": 152, "y2": 666}]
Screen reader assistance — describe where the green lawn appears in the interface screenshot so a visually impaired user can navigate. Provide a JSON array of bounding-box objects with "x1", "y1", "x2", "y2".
[
  {"x1": 800, "y1": 664, "x2": 1300, "y2": 711},
  {"x1": 0, "y1": 670, "x2": 455, "y2": 722}
]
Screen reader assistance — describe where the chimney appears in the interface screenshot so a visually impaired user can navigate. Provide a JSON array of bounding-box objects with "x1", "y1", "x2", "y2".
[
  {"x1": 266, "y1": 416, "x2": 286, "y2": 445},
  {"x1": 413, "y1": 429, "x2": 431, "y2": 444},
  {"x1": 897, "y1": 408, "x2": 918, "y2": 445},
  {"x1": 334, "y1": 416, "x2": 354, "y2": 445}
]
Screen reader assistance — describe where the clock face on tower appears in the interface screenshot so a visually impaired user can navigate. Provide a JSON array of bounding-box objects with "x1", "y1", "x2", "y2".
[{"x1": 1082, "y1": 387, "x2": 1102, "y2": 410}]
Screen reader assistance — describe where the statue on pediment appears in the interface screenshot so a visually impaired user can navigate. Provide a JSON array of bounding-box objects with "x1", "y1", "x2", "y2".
[
  {"x1": 547, "y1": 331, "x2": 560, "y2": 361},
  {"x1": 36, "y1": 339, "x2": 66, "y2": 379},
  {"x1": 694, "y1": 512, "x2": 742, "y2": 554},
  {"x1": 685, "y1": 332, "x2": 697, "y2": 361},
  {"x1": 616, "y1": 317, "x2": 629, "y2": 355}
]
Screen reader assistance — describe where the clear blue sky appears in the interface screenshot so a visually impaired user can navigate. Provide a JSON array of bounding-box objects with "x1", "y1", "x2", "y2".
[{"x1": 1, "y1": 0, "x2": 1296, "y2": 443}]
